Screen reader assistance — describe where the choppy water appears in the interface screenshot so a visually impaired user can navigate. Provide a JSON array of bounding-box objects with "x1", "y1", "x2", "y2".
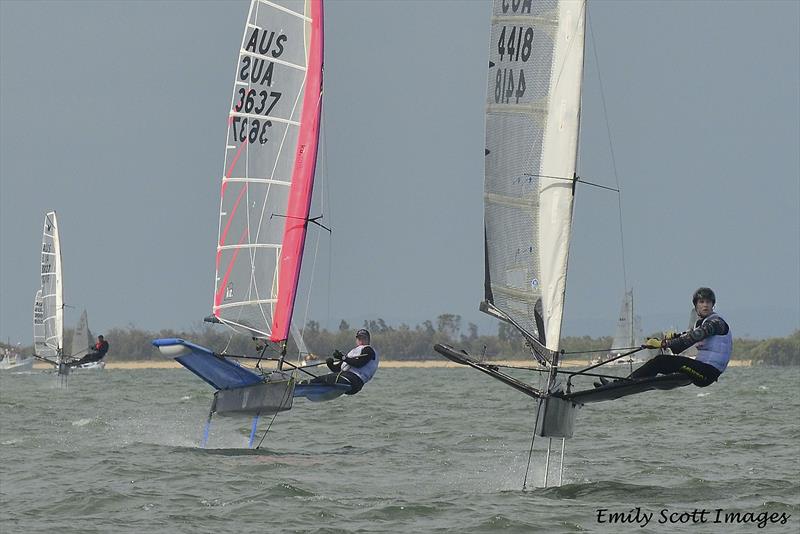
[{"x1": 1, "y1": 365, "x2": 798, "y2": 533}]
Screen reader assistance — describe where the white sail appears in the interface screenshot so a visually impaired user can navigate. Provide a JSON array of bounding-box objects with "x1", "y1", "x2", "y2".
[
  {"x1": 482, "y1": 0, "x2": 586, "y2": 354},
  {"x1": 71, "y1": 309, "x2": 91, "y2": 358},
  {"x1": 607, "y1": 289, "x2": 647, "y2": 364},
  {"x1": 39, "y1": 211, "x2": 64, "y2": 362},
  {"x1": 609, "y1": 289, "x2": 641, "y2": 353}
]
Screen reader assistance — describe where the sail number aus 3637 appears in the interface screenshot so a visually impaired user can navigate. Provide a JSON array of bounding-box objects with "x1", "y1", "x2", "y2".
[
  {"x1": 495, "y1": 68, "x2": 526, "y2": 104},
  {"x1": 234, "y1": 88, "x2": 281, "y2": 116}
]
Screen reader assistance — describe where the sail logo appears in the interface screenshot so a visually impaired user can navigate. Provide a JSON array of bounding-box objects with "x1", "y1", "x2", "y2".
[
  {"x1": 501, "y1": 0, "x2": 532, "y2": 14},
  {"x1": 225, "y1": 283, "x2": 234, "y2": 300}
]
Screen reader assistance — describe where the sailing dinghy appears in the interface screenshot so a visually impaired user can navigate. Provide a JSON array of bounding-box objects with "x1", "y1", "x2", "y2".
[
  {"x1": 153, "y1": 0, "x2": 349, "y2": 442},
  {"x1": 0, "y1": 294, "x2": 39, "y2": 372},
  {"x1": 434, "y1": 0, "x2": 690, "y2": 486},
  {"x1": 68, "y1": 310, "x2": 105, "y2": 370},
  {"x1": 32, "y1": 212, "x2": 103, "y2": 376},
  {"x1": 591, "y1": 289, "x2": 647, "y2": 367}
]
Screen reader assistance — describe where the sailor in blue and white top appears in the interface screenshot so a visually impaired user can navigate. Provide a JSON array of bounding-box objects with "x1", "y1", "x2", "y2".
[
  {"x1": 628, "y1": 287, "x2": 732, "y2": 387},
  {"x1": 313, "y1": 328, "x2": 379, "y2": 395}
]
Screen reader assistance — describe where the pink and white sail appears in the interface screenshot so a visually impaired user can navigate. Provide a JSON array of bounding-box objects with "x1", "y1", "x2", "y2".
[{"x1": 213, "y1": 0, "x2": 324, "y2": 343}]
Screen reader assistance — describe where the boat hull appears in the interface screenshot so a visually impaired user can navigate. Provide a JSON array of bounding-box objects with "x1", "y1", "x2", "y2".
[
  {"x1": 0, "y1": 357, "x2": 34, "y2": 371},
  {"x1": 152, "y1": 338, "x2": 349, "y2": 411}
]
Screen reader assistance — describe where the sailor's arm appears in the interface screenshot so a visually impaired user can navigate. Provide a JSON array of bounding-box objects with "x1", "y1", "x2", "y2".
[
  {"x1": 665, "y1": 316, "x2": 729, "y2": 354},
  {"x1": 342, "y1": 346, "x2": 376, "y2": 368},
  {"x1": 326, "y1": 355, "x2": 343, "y2": 372}
]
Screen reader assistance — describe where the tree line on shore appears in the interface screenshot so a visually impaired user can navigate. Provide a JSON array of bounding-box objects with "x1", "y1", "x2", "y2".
[{"x1": 5, "y1": 315, "x2": 798, "y2": 366}]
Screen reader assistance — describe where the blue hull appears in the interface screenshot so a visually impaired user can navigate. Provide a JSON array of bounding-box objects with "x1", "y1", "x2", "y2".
[{"x1": 152, "y1": 338, "x2": 349, "y2": 401}]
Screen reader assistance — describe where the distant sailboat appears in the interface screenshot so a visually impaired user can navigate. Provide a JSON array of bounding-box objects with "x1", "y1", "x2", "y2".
[
  {"x1": 0, "y1": 307, "x2": 33, "y2": 372},
  {"x1": 0, "y1": 347, "x2": 32, "y2": 372},
  {"x1": 153, "y1": 0, "x2": 347, "y2": 446},
  {"x1": 608, "y1": 290, "x2": 646, "y2": 367},
  {"x1": 434, "y1": 0, "x2": 690, "y2": 487},
  {"x1": 0, "y1": 291, "x2": 41, "y2": 372},
  {"x1": 31, "y1": 212, "x2": 99, "y2": 375},
  {"x1": 69, "y1": 309, "x2": 105, "y2": 370}
]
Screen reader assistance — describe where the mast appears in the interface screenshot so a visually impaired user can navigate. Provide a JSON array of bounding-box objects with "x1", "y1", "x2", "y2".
[{"x1": 272, "y1": 0, "x2": 324, "y2": 345}]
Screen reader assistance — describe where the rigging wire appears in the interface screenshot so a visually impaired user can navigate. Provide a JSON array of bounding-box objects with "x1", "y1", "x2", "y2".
[
  {"x1": 588, "y1": 11, "x2": 628, "y2": 292},
  {"x1": 255, "y1": 379, "x2": 295, "y2": 449}
]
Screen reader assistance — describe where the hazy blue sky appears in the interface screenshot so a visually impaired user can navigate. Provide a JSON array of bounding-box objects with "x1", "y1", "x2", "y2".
[{"x1": 1, "y1": 0, "x2": 798, "y2": 345}]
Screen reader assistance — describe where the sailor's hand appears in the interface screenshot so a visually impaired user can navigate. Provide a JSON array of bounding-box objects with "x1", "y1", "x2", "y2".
[
  {"x1": 332, "y1": 350, "x2": 345, "y2": 360},
  {"x1": 664, "y1": 330, "x2": 680, "y2": 340},
  {"x1": 643, "y1": 338, "x2": 663, "y2": 349},
  {"x1": 325, "y1": 357, "x2": 335, "y2": 366}
]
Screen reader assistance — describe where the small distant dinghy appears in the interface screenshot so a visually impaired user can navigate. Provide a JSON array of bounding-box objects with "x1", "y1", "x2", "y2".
[
  {"x1": 154, "y1": 0, "x2": 347, "y2": 447},
  {"x1": 32, "y1": 212, "x2": 102, "y2": 378},
  {"x1": 604, "y1": 290, "x2": 647, "y2": 367},
  {"x1": 0, "y1": 344, "x2": 33, "y2": 372},
  {"x1": 68, "y1": 310, "x2": 105, "y2": 370},
  {"x1": 435, "y1": 0, "x2": 691, "y2": 487}
]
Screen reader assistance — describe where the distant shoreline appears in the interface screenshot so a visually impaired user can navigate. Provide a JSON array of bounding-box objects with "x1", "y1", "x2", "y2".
[{"x1": 32, "y1": 359, "x2": 754, "y2": 370}]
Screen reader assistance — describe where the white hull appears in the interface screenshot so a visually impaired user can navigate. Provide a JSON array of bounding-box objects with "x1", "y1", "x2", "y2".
[
  {"x1": 71, "y1": 360, "x2": 106, "y2": 371},
  {"x1": 0, "y1": 357, "x2": 35, "y2": 371}
]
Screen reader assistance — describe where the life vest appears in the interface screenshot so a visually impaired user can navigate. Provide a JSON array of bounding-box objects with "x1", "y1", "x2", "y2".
[
  {"x1": 341, "y1": 344, "x2": 379, "y2": 383},
  {"x1": 694, "y1": 312, "x2": 732, "y2": 372}
]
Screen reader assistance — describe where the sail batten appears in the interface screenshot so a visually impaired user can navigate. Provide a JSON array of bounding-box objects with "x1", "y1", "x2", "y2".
[
  {"x1": 256, "y1": 0, "x2": 311, "y2": 21},
  {"x1": 483, "y1": 0, "x2": 586, "y2": 354},
  {"x1": 239, "y1": 49, "x2": 309, "y2": 72},
  {"x1": 229, "y1": 110, "x2": 301, "y2": 126},
  {"x1": 223, "y1": 177, "x2": 292, "y2": 186},
  {"x1": 213, "y1": 0, "x2": 323, "y2": 346}
]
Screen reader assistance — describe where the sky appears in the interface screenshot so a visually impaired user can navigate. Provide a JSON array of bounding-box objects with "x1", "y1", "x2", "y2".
[{"x1": 1, "y1": 0, "x2": 798, "y2": 345}]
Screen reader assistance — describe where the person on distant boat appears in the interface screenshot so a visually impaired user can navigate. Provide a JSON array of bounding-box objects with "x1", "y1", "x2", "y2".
[
  {"x1": 599, "y1": 287, "x2": 731, "y2": 388},
  {"x1": 70, "y1": 335, "x2": 109, "y2": 367},
  {"x1": 306, "y1": 328, "x2": 378, "y2": 395}
]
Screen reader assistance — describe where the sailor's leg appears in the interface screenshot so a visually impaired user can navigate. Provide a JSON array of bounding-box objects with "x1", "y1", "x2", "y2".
[
  {"x1": 340, "y1": 371, "x2": 364, "y2": 395},
  {"x1": 677, "y1": 360, "x2": 721, "y2": 387},
  {"x1": 309, "y1": 372, "x2": 338, "y2": 385},
  {"x1": 629, "y1": 354, "x2": 691, "y2": 379}
]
